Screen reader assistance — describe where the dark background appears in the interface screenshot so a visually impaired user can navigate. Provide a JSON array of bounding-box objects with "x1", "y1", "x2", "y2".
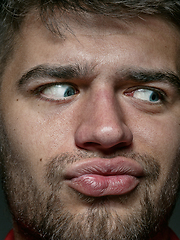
[{"x1": 1, "y1": 180, "x2": 180, "y2": 239}]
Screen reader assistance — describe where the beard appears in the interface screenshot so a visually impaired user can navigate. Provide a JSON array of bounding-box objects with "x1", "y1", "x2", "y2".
[{"x1": 0, "y1": 128, "x2": 180, "y2": 240}]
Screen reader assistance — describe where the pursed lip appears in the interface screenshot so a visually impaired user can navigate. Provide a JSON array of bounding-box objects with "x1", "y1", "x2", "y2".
[
  {"x1": 64, "y1": 157, "x2": 144, "y2": 197},
  {"x1": 64, "y1": 157, "x2": 144, "y2": 178}
]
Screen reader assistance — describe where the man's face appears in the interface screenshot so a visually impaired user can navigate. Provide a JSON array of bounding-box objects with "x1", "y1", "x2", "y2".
[{"x1": 1, "y1": 12, "x2": 180, "y2": 240}]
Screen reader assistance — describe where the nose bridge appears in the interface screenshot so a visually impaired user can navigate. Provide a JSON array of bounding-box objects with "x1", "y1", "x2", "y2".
[
  {"x1": 75, "y1": 84, "x2": 133, "y2": 150},
  {"x1": 88, "y1": 86, "x2": 121, "y2": 127}
]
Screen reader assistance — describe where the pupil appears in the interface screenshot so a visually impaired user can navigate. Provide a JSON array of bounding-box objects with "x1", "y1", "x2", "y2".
[
  {"x1": 150, "y1": 92, "x2": 159, "y2": 102},
  {"x1": 64, "y1": 87, "x2": 75, "y2": 97}
]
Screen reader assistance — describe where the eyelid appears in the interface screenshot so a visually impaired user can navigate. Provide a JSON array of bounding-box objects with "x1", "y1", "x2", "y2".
[
  {"x1": 27, "y1": 82, "x2": 79, "y2": 103},
  {"x1": 124, "y1": 85, "x2": 166, "y2": 94},
  {"x1": 32, "y1": 82, "x2": 79, "y2": 94},
  {"x1": 124, "y1": 86, "x2": 167, "y2": 102}
]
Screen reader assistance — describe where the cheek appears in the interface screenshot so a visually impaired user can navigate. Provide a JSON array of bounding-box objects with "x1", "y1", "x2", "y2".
[
  {"x1": 2, "y1": 105, "x2": 76, "y2": 165},
  {"x1": 132, "y1": 114, "x2": 180, "y2": 172},
  {"x1": 129, "y1": 113, "x2": 180, "y2": 198}
]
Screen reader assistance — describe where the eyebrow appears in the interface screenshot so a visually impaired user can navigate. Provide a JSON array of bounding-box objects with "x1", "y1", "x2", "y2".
[
  {"x1": 118, "y1": 69, "x2": 180, "y2": 91},
  {"x1": 18, "y1": 64, "x2": 91, "y2": 86},
  {"x1": 18, "y1": 64, "x2": 180, "y2": 92}
]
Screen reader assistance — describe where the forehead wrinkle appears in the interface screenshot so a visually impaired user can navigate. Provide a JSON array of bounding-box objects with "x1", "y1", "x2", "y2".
[
  {"x1": 9, "y1": 11, "x2": 180, "y2": 94},
  {"x1": 42, "y1": 10, "x2": 133, "y2": 39},
  {"x1": 44, "y1": 12, "x2": 180, "y2": 41}
]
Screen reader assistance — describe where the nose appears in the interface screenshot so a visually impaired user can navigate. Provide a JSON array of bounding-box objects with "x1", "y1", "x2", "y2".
[{"x1": 75, "y1": 88, "x2": 133, "y2": 152}]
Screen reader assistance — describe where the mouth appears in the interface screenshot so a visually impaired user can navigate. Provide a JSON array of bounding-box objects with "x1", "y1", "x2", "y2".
[{"x1": 64, "y1": 157, "x2": 144, "y2": 197}]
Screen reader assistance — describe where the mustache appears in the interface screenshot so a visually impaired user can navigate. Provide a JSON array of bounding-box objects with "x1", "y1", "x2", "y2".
[{"x1": 45, "y1": 150, "x2": 160, "y2": 187}]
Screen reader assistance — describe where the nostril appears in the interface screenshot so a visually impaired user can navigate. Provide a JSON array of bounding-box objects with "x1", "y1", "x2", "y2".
[
  {"x1": 75, "y1": 121, "x2": 133, "y2": 151},
  {"x1": 85, "y1": 142, "x2": 101, "y2": 146},
  {"x1": 81, "y1": 142, "x2": 102, "y2": 149},
  {"x1": 77, "y1": 141, "x2": 133, "y2": 155}
]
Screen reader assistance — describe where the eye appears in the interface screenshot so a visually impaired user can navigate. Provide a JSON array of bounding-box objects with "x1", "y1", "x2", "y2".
[
  {"x1": 127, "y1": 88, "x2": 165, "y2": 103},
  {"x1": 39, "y1": 83, "x2": 78, "y2": 101}
]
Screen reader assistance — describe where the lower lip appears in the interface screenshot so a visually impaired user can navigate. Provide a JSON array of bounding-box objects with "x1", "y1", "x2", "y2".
[{"x1": 67, "y1": 174, "x2": 140, "y2": 197}]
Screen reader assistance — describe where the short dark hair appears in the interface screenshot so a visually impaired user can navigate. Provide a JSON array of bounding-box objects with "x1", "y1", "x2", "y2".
[{"x1": 0, "y1": 0, "x2": 180, "y2": 77}]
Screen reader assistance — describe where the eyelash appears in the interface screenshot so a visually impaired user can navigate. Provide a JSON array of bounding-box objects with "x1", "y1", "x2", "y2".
[
  {"x1": 29, "y1": 81, "x2": 168, "y2": 108},
  {"x1": 124, "y1": 86, "x2": 167, "y2": 103},
  {"x1": 32, "y1": 82, "x2": 79, "y2": 101}
]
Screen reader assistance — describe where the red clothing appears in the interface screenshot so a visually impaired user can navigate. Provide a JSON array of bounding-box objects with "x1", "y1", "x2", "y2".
[
  {"x1": 4, "y1": 230, "x2": 14, "y2": 240},
  {"x1": 168, "y1": 228, "x2": 180, "y2": 240},
  {"x1": 4, "y1": 228, "x2": 180, "y2": 240}
]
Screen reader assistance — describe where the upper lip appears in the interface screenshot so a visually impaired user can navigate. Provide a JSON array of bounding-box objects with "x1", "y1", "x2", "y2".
[{"x1": 64, "y1": 157, "x2": 145, "y2": 180}]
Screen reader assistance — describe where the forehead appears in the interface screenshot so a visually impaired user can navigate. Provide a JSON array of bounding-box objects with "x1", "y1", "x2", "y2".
[{"x1": 8, "y1": 12, "x2": 180, "y2": 77}]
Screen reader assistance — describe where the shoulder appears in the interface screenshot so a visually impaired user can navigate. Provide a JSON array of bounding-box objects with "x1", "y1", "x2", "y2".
[
  {"x1": 4, "y1": 230, "x2": 14, "y2": 240},
  {"x1": 169, "y1": 228, "x2": 179, "y2": 240}
]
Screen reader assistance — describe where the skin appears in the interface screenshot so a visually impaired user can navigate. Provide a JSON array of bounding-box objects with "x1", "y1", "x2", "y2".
[{"x1": 1, "y1": 12, "x2": 180, "y2": 239}]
